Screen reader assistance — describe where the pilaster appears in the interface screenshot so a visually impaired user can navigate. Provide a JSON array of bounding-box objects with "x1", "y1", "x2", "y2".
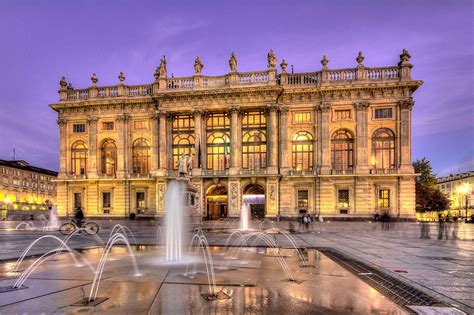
[
  {"x1": 279, "y1": 106, "x2": 289, "y2": 175},
  {"x1": 354, "y1": 102, "x2": 370, "y2": 174},
  {"x1": 57, "y1": 118, "x2": 67, "y2": 177},
  {"x1": 87, "y1": 116, "x2": 98, "y2": 178},
  {"x1": 150, "y1": 113, "x2": 160, "y2": 174},
  {"x1": 229, "y1": 106, "x2": 241, "y2": 175},
  {"x1": 158, "y1": 111, "x2": 168, "y2": 175},
  {"x1": 399, "y1": 98, "x2": 414, "y2": 173},
  {"x1": 267, "y1": 104, "x2": 279, "y2": 175},
  {"x1": 319, "y1": 103, "x2": 331, "y2": 174}
]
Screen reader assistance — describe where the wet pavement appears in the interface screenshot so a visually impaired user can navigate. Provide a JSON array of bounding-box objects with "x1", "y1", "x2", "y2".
[{"x1": 0, "y1": 220, "x2": 473, "y2": 314}]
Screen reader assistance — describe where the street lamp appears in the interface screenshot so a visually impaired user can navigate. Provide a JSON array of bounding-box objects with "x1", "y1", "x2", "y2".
[{"x1": 457, "y1": 183, "x2": 471, "y2": 222}]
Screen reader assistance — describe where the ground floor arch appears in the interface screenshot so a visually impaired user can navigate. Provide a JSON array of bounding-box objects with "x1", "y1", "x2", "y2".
[
  {"x1": 242, "y1": 183, "x2": 265, "y2": 219},
  {"x1": 206, "y1": 184, "x2": 228, "y2": 220}
]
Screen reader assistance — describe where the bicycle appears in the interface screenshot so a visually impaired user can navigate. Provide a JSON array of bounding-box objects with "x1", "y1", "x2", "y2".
[{"x1": 59, "y1": 219, "x2": 100, "y2": 235}]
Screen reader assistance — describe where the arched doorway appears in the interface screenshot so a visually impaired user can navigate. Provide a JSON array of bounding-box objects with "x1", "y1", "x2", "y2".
[
  {"x1": 243, "y1": 184, "x2": 265, "y2": 219},
  {"x1": 206, "y1": 185, "x2": 228, "y2": 220}
]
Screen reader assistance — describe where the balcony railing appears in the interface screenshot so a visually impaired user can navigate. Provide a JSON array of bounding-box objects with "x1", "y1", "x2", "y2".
[
  {"x1": 370, "y1": 168, "x2": 397, "y2": 174},
  {"x1": 202, "y1": 169, "x2": 228, "y2": 176},
  {"x1": 331, "y1": 169, "x2": 354, "y2": 175},
  {"x1": 240, "y1": 169, "x2": 266, "y2": 176},
  {"x1": 288, "y1": 169, "x2": 316, "y2": 176}
]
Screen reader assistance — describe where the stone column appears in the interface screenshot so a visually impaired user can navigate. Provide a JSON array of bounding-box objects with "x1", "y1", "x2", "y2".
[
  {"x1": 87, "y1": 116, "x2": 98, "y2": 177},
  {"x1": 158, "y1": 111, "x2": 168, "y2": 174},
  {"x1": 319, "y1": 103, "x2": 331, "y2": 174},
  {"x1": 193, "y1": 109, "x2": 203, "y2": 171},
  {"x1": 115, "y1": 114, "x2": 128, "y2": 177},
  {"x1": 267, "y1": 105, "x2": 279, "y2": 175},
  {"x1": 57, "y1": 118, "x2": 67, "y2": 177},
  {"x1": 150, "y1": 113, "x2": 160, "y2": 174},
  {"x1": 229, "y1": 106, "x2": 241, "y2": 175},
  {"x1": 354, "y1": 102, "x2": 370, "y2": 174},
  {"x1": 399, "y1": 98, "x2": 414, "y2": 173},
  {"x1": 279, "y1": 106, "x2": 289, "y2": 174}
]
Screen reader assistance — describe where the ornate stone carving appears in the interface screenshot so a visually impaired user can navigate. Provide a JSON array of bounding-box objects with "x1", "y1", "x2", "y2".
[
  {"x1": 318, "y1": 102, "x2": 331, "y2": 113},
  {"x1": 399, "y1": 48, "x2": 411, "y2": 66},
  {"x1": 279, "y1": 105, "x2": 289, "y2": 115},
  {"x1": 354, "y1": 101, "x2": 370, "y2": 111},
  {"x1": 118, "y1": 71, "x2": 125, "y2": 82},
  {"x1": 115, "y1": 114, "x2": 130, "y2": 123},
  {"x1": 91, "y1": 73, "x2": 98, "y2": 85},
  {"x1": 150, "y1": 112, "x2": 160, "y2": 121},
  {"x1": 399, "y1": 98, "x2": 414, "y2": 110},
  {"x1": 87, "y1": 116, "x2": 98, "y2": 125},
  {"x1": 194, "y1": 56, "x2": 203, "y2": 74},
  {"x1": 157, "y1": 110, "x2": 168, "y2": 119},
  {"x1": 356, "y1": 51, "x2": 364, "y2": 66},
  {"x1": 266, "y1": 104, "x2": 279, "y2": 113},
  {"x1": 56, "y1": 118, "x2": 67, "y2": 127},
  {"x1": 227, "y1": 105, "x2": 240, "y2": 115},
  {"x1": 321, "y1": 55, "x2": 329, "y2": 69},
  {"x1": 59, "y1": 76, "x2": 67, "y2": 88},
  {"x1": 230, "y1": 182, "x2": 238, "y2": 210},
  {"x1": 280, "y1": 58, "x2": 288, "y2": 72},
  {"x1": 67, "y1": 83, "x2": 74, "y2": 90},
  {"x1": 155, "y1": 55, "x2": 167, "y2": 80},
  {"x1": 267, "y1": 49, "x2": 277, "y2": 69},
  {"x1": 229, "y1": 52, "x2": 237, "y2": 72}
]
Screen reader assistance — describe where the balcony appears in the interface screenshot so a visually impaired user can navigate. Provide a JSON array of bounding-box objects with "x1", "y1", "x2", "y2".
[
  {"x1": 202, "y1": 169, "x2": 228, "y2": 177},
  {"x1": 370, "y1": 168, "x2": 397, "y2": 175},
  {"x1": 128, "y1": 173, "x2": 153, "y2": 179},
  {"x1": 288, "y1": 169, "x2": 316, "y2": 176},
  {"x1": 240, "y1": 169, "x2": 266, "y2": 176},
  {"x1": 331, "y1": 169, "x2": 354, "y2": 175}
]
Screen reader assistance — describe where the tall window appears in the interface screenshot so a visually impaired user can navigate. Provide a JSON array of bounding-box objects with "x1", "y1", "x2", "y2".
[
  {"x1": 71, "y1": 141, "x2": 88, "y2": 175},
  {"x1": 378, "y1": 189, "x2": 391, "y2": 208},
  {"x1": 136, "y1": 192, "x2": 145, "y2": 209},
  {"x1": 331, "y1": 130, "x2": 354, "y2": 170},
  {"x1": 172, "y1": 115, "x2": 195, "y2": 170},
  {"x1": 100, "y1": 139, "x2": 117, "y2": 175},
  {"x1": 206, "y1": 113, "x2": 230, "y2": 170},
  {"x1": 242, "y1": 111, "x2": 267, "y2": 169},
  {"x1": 297, "y1": 190, "x2": 309, "y2": 208},
  {"x1": 372, "y1": 128, "x2": 395, "y2": 169},
  {"x1": 292, "y1": 131, "x2": 313, "y2": 171},
  {"x1": 132, "y1": 138, "x2": 150, "y2": 174}
]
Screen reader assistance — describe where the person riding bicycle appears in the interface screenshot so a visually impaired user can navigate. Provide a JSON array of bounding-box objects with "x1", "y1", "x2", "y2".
[{"x1": 74, "y1": 207, "x2": 85, "y2": 228}]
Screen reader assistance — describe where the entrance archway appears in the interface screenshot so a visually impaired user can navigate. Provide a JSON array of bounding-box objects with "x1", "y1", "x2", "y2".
[
  {"x1": 206, "y1": 185, "x2": 228, "y2": 220},
  {"x1": 243, "y1": 184, "x2": 265, "y2": 219}
]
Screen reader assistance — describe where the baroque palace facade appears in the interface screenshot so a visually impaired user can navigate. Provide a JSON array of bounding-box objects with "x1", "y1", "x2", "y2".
[{"x1": 50, "y1": 49, "x2": 422, "y2": 219}]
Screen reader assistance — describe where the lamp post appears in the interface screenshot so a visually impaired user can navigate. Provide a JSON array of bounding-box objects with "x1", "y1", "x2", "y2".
[{"x1": 457, "y1": 183, "x2": 471, "y2": 222}]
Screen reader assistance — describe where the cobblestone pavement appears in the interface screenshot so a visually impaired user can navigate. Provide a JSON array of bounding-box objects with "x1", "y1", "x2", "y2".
[{"x1": 1, "y1": 220, "x2": 473, "y2": 313}]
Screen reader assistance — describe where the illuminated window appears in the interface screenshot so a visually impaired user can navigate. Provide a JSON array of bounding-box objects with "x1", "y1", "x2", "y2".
[
  {"x1": 292, "y1": 131, "x2": 313, "y2": 171},
  {"x1": 134, "y1": 120, "x2": 148, "y2": 130},
  {"x1": 331, "y1": 130, "x2": 353, "y2": 170},
  {"x1": 71, "y1": 141, "x2": 88, "y2": 175},
  {"x1": 74, "y1": 192, "x2": 82, "y2": 209},
  {"x1": 372, "y1": 128, "x2": 395, "y2": 169},
  {"x1": 338, "y1": 189, "x2": 349, "y2": 208},
  {"x1": 102, "y1": 122, "x2": 114, "y2": 130},
  {"x1": 378, "y1": 189, "x2": 390, "y2": 208},
  {"x1": 100, "y1": 139, "x2": 117, "y2": 175},
  {"x1": 242, "y1": 111, "x2": 267, "y2": 169},
  {"x1": 293, "y1": 112, "x2": 311, "y2": 123},
  {"x1": 297, "y1": 190, "x2": 309, "y2": 208},
  {"x1": 172, "y1": 115, "x2": 195, "y2": 170},
  {"x1": 206, "y1": 113, "x2": 230, "y2": 170},
  {"x1": 374, "y1": 108, "x2": 393, "y2": 119},
  {"x1": 334, "y1": 109, "x2": 351, "y2": 120},
  {"x1": 73, "y1": 123, "x2": 86, "y2": 133},
  {"x1": 13, "y1": 179, "x2": 20, "y2": 187},
  {"x1": 136, "y1": 192, "x2": 145, "y2": 209},
  {"x1": 102, "y1": 192, "x2": 111, "y2": 209},
  {"x1": 132, "y1": 138, "x2": 150, "y2": 174}
]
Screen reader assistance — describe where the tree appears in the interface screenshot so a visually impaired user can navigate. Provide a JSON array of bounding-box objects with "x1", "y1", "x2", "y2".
[{"x1": 413, "y1": 158, "x2": 450, "y2": 212}]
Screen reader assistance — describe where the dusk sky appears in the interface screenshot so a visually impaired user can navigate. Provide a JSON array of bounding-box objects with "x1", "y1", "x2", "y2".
[{"x1": 0, "y1": 0, "x2": 472, "y2": 176}]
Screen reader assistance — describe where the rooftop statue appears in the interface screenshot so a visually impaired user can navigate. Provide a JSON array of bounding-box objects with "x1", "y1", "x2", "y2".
[
  {"x1": 194, "y1": 56, "x2": 203, "y2": 74},
  {"x1": 229, "y1": 52, "x2": 237, "y2": 72},
  {"x1": 267, "y1": 49, "x2": 277, "y2": 69},
  {"x1": 158, "y1": 55, "x2": 167, "y2": 77}
]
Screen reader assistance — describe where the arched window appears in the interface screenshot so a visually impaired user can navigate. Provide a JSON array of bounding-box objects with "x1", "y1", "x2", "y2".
[
  {"x1": 331, "y1": 130, "x2": 354, "y2": 170},
  {"x1": 242, "y1": 111, "x2": 267, "y2": 170},
  {"x1": 292, "y1": 131, "x2": 313, "y2": 171},
  {"x1": 172, "y1": 134, "x2": 195, "y2": 170},
  {"x1": 100, "y1": 139, "x2": 117, "y2": 175},
  {"x1": 71, "y1": 141, "x2": 87, "y2": 175},
  {"x1": 132, "y1": 138, "x2": 150, "y2": 174},
  {"x1": 206, "y1": 113, "x2": 230, "y2": 170},
  {"x1": 372, "y1": 128, "x2": 395, "y2": 169}
]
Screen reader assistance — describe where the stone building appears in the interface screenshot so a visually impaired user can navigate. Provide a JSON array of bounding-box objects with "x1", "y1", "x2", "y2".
[
  {"x1": 0, "y1": 160, "x2": 57, "y2": 220},
  {"x1": 50, "y1": 50, "x2": 421, "y2": 220},
  {"x1": 437, "y1": 171, "x2": 473, "y2": 217}
]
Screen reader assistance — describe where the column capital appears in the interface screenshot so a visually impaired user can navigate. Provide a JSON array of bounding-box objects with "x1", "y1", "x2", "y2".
[
  {"x1": 87, "y1": 116, "x2": 98, "y2": 125},
  {"x1": 279, "y1": 105, "x2": 289, "y2": 115},
  {"x1": 266, "y1": 104, "x2": 279, "y2": 113},
  {"x1": 56, "y1": 118, "x2": 67, "y2": 127},
  {"x1": 399, "y1": 98, "x2": 414, "y2": 111},
  {"x1": 193, "y1": 108, "x2": 205, "y2": 117},
  {"x1": 227, "y1": 105, "x2": 241, "y2": 116},
  {"x1": 150, "y1": 112, "x2": 160, "y2": 121},
  {"x1": 318, "y1": 102, "x2": 331, "y2": 113},
  {"x1": 115, "y1": 114, "x2": 130, "y2": 123},
  {"x1": 353, "y1": 101, "x2": 370, "y2": 111}
]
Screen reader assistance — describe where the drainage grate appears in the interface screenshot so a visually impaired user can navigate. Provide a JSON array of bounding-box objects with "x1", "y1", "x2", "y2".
[{"x1": 318, "y1": 248, "x2": 450, "y2": 314}]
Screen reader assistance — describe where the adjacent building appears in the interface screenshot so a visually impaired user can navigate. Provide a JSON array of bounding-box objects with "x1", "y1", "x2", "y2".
[
  {"x1": 50, "y1": 49, "x2": 421, "y2": 220},
  {"x1": 437, "y1": 171, "x2": 473, "y2": 217},
  {"x1": 0, "y1": 160, "x2": 58, "y2": 220}
]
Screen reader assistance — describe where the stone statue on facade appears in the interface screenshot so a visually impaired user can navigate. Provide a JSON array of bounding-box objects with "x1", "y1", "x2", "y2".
[
  {"x1": 229, "y1": 52, "x2": 237, "y2": 72},
  {"x1": 194, "y1": 56, "x2": 203, "y2": 74},
  {"x1": 187, "y1": 155, "x2": 193, "y2": 174},
  {"x1": 178, "y1": 154, "x2": 189, "y2": 177},
  {"x1": 267, "y1": 49, "x2": 277, "y2": 69},
  {"x1": 118, "y1": 71, "x2": 125, "y2": 82},
  {"x1": 399, "y1": 49, "x2": 411, "y2": 65},
  {"x1": 356, "y1": 51, "x2": 364, "y2": 66},
  {"x1": 158, "y1": 55, "x2": 167, "y2": 78},
  {"x1": 321, "y1": 55, "x2": 329, "y2": 69},
  {"x1": 59, "y1": 76, "x2": 67, "y2": 88},
  {"x1": 280, "y1": 59, "x2": 288, "y2": 72},
  {"x1": 91, "y1": 73, "x2": 98, "y2": 85}
]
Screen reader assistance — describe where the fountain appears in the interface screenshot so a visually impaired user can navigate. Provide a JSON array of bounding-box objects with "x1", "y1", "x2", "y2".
[{"x1": 240, "y1": 203, "x2": 250, "y2": 230}]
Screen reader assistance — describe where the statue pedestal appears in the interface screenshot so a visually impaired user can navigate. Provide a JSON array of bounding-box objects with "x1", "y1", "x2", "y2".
[{"x1": 176, "y1": 177, "x2": 202, "y2": 228}]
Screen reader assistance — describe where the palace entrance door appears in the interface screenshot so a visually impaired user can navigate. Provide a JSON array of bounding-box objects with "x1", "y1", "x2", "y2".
[
  {"x1": 243, "y1": 184, "x2": 265, "y2": 219},
  {"x1": 206, "y1": 185, "x2": 228, "y2": 220}
]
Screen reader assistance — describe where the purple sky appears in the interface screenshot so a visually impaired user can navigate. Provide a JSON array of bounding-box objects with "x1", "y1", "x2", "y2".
[{"x1": 0, "y1": 0, "x2": 472, "y2": 176}]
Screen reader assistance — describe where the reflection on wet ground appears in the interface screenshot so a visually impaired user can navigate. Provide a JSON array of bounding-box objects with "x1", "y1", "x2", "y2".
[{"x1": 0, "y1": 246, "x2": 405, "y2": 314}]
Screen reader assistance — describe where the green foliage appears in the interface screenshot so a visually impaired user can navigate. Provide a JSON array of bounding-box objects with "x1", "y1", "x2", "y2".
[{"x1": 413, "y1": 158, "x2": 450, "y2": 212}]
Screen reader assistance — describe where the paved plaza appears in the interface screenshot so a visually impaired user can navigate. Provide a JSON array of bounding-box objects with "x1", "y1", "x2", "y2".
[{"x1": 0, "y1": 220, "x2": 472, "y2": 314}]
